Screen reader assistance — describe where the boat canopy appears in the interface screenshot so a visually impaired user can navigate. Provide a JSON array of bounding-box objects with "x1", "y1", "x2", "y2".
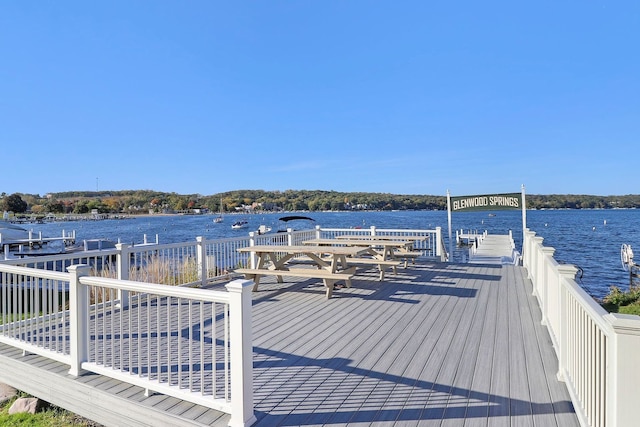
[{"x1": 278, "y1": 215, "x2": 315, "y2": 222}]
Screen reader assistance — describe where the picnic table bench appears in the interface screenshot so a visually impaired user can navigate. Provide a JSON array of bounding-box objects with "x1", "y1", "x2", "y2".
[{"x1": 233, "y1": 267, "x2": 355, "y2": 298}]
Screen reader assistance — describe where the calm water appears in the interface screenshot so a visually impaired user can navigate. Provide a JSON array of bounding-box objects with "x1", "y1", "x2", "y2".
[{"x1": 24, "y1": 209, "x2": 640, "y2": 299}]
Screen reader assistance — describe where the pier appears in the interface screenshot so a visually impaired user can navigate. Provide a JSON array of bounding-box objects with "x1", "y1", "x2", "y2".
[
  {"x1": 0, "y1": 261, "x2": 578, "y2": 426},
  {"x1": 1, "y1": 226, "x2": 639, "y2": 426},
  {"x1": 0, "y1": 246, "x2": 578, "y2": 426}
]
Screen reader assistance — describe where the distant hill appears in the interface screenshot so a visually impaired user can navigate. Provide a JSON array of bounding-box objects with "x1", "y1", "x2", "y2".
[{"x1": 5, "y1": 190, "x2": 640, "y2": 215}]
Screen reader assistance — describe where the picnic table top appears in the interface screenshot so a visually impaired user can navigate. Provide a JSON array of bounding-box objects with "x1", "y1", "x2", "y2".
[
  {"x1": 303, "y1": 238, "x2": 413, "y2": 247},
  {"x1": 237, "y1": 244, "x2": 368, "y2": 256}
]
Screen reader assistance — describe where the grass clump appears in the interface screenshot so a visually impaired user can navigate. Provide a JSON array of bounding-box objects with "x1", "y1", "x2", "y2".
[{"x1": 601, "y1": 285, "x2": 640, "y2": 315}]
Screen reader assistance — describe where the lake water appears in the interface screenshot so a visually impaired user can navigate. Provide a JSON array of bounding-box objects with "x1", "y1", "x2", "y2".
[{"x1": 23, "y1": 209, "x2": 640, "y2": 300}]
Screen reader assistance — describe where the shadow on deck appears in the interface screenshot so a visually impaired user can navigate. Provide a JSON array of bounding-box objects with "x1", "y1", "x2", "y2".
[{"x1": 0, "y1": 261, "x2": 579, "y2": 427}]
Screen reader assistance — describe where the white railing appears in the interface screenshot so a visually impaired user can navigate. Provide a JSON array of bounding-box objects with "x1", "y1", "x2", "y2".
[
  {"x1": 0, "y1": 264, "x2": 72, "y2": 365},
  {"x1": 468, "y1": 230, "x2": 488, "y2": 258},
  {"x1": 2, "y1": 226, "x2": 444, "y2": 284},
  {"x1": 0, "y1": 263, "x2": 256, "y2": 427},
  {"x1": 523, "y1": 228, "x2": 640, "y2": 427}
]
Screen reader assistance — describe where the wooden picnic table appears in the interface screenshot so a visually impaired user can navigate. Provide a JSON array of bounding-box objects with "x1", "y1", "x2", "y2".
[{"x1": 235, "y1": 244, "x2": 369, "y2": 298}]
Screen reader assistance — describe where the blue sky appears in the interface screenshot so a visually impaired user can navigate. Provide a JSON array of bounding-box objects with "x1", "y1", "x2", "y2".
[{"x1": 2, "y1": 1, "x2": 638, "y2": 197}]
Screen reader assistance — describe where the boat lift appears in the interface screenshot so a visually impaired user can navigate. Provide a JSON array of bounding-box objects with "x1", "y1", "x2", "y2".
[{"x1": 621, "y1": 244, "x2": 639, "y2": 287}]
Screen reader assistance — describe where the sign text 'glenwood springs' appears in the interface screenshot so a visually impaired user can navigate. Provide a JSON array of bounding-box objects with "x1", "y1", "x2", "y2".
[{"x1": 450, "y1": 193, "x2": 522, "y2": 212}]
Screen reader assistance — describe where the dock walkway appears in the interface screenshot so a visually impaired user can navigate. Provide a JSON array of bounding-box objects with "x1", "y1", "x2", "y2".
[
  {"x1": 0, "y1": 258, "x2": 578, "y2": 426},
  {"x1": 468, "y1": 234, "x2": 519, "y2": 265}
]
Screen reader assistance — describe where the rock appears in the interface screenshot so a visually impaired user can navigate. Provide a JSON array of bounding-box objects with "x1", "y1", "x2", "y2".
[
  {"x1": 8, "y1": 397, "x2": 47, "y2": 415},
  {"x1": 0, "y1": 383, "x2": 18, "y2": 405}
]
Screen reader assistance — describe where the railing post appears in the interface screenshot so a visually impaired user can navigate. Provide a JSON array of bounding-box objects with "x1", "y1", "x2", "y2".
[
  {"x1": 533, "y1": 237, "x2": 545, "y2": 295},
  {"x1": 538, "y1": 247, "x2": 555, "y2": 325},
  {"x1": 435, "y1": 227, "x2": 442, "y2": 260},
  {"x1": 67, "y1": 264, "x2": 91, "y2": 377},
  {"x1": 370, "y1": 225, "x2": 376, "y2": 236},
  {"x1": 287, "y1": 228, "x2": 293, "y2": 246},
  {"x1": 248, "y1": 232, "x2": 257, "y2": 269},
  {"x1": 315, "y1": 225, "x2": 321, "y2": 239},
  {"x1": 604, "y1": 313, "x2": 640, "y2": 427},
  {"x1": 225, "y1": 279, "x2": 257, "y2": 427},
  {"x1": 522, "y1": 229, "x2": 534, "y2": 270},
  {"x1": 530, "y1": 236, "x2": 544, "y2": 281},
  {"x1": 196, "y1": 236, "x2": 208, "y2": 286},
  {"x1": 556, "y1": 264, "x2": 578, "y2": 382},
  {"x1": 115, "y1": 243, "x2": 130, "y2": 308}
]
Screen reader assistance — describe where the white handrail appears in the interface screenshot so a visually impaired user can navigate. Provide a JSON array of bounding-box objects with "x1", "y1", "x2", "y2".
[
  {"x1": 0, "y1": 263, "x2": 256, "y2": 426},
  {"x1": 523, "y1": 228, "x2": 640, "y2": 427}
]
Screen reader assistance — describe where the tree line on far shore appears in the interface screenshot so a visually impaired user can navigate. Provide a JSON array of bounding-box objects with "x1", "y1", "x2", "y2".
[{"x1": 3, "y1": 190, "x2": 640, "y2": 216}]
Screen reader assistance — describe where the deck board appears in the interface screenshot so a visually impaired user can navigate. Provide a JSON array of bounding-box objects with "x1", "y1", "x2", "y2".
[
  {"x1": 0, "y1": 258, "x2": 578, "y2": 427},
  {"x1": 439, "y1": 267, "x2": 488, "y2": 427}
]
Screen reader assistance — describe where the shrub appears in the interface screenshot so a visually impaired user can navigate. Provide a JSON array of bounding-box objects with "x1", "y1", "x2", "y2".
[{"x1": 601, "y1": 285, "x2": 640, "y2": 315}]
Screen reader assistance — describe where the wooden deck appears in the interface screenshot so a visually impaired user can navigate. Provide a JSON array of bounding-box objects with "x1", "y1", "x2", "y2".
[{"x1": 0, "y1": 259, "x2": 579, "y2": 426}]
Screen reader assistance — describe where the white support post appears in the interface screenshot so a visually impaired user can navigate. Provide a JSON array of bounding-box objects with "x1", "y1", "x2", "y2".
[
  {"x1": 67, "y1": 264, "x2": 91, "y2": 377},
  {"x1": 446, "y1": 190, "x2": 453, "y2": 263},
  {"x1": 315, "y1": 225, "x2": 321, "y2": 239},
  {"x1": 196, "y1": 236, "x2": 207, "y2": 286},
  {"x1": 522, "y1": 229, "x2": 533, "y2": 270},
  {"x1": 521, "y1": 184, "x2": 527, "y2": 256},
  {"x1": 604, "y1": 313, "x2": 640, "y2": 427},
  {"x1": 115, "y1": 243, "x2": 130, "y2": 308},
  {"x1": 533, "y1": 236, "x2": 545, "y2": 294},
  {"x1": 248, "y1": 232, "x2": 257, "y2": 269},
  {"x1": 435, "y1": 227, "x2": 442, "y2": 260},
  {"x1": 225, "y1": 279, "x2": 257, "y2": 427},
  {"x1": 530, "y1": 236, "x2": 544, "y2": 280},
  {"x1": 556, "y1": 264, "x2": 578, "y2": 382},
  {"x1": 538, "y1": 247, "x2": 556, "y2": 324},
  {"x1": 370, "y1": 225, "x2": 376, "y2": 237}
]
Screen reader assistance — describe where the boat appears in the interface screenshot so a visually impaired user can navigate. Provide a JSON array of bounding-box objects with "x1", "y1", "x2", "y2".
[
  {"x1": 276, "y1": 215, "x2": 315, "y2": 232},
  {"x1": 231, "y1": 220, "x2": 248, "y2": 229},
  {"x1": 256, "y1": 225, "x2": 272, "y2": 235},
  {"x1": 213, "y1": 199, "x2": 224, "y2": 223}
]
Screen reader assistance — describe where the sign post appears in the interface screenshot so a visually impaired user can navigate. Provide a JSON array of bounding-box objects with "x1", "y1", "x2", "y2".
[{"x1": 447, "y1": 190, "x2": 453, "y2": 261}]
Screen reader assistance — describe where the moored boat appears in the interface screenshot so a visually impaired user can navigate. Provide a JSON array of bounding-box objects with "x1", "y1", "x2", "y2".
[
  {"x1": 213, "y1": 198, "x2": 224, "y2": 223},
  {"x1": 231, "y1": 220, "x2": 248, "y2": 229},
  {"x1": 256, "y1": 224, "x2": 272, "y2": 235}
]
